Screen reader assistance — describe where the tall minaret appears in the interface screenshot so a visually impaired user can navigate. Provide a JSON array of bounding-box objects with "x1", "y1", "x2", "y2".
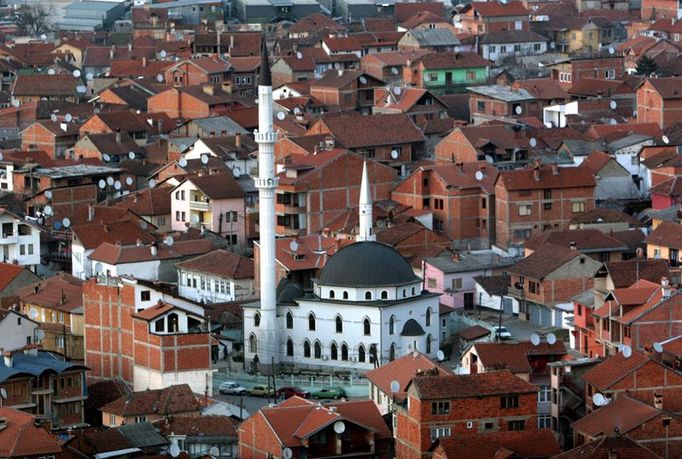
[
  {"x1": 357, "y1": 161, "x2": 376, "y2": 242},
  {"x1": 255, "y1": 37, "x2": 279, "y2": 373}
]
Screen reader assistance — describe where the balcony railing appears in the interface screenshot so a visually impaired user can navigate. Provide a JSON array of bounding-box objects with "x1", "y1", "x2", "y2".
[{"x1": 189, "y1": 200, "x2": 211, "y2": 211}]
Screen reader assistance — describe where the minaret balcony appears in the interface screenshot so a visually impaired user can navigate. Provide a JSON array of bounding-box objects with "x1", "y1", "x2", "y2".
[
  {"x1": 255, "y1": 131, "x2": 278, "y2": 143},
  {"x1": 254, "y1": 177, "x2": 279, "y2": 188}
]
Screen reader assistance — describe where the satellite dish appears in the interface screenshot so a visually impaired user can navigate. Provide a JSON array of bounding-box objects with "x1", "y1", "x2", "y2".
[
  {"x1": 289, "y1": 240, "x2": 299, "y2": 252},
  {"x1": 549, "y1": 41, "x2": 555, "y2": 49},
  {"x1": 436, "y1": 350, "x2": 445, "y2": 361},
  {"x1": 62, "y1": 218, "x2": 71, "y2": 228},
  {"x1": 484, "y1": 154, "x2": 495, "y2": 164},
  {"x1": 390, "y1": 67, "x2": 399, "y2": 75},
  {"x1": 530, "y1": 333, "x2": 541, "y2": 346},
  {"x1": 160, "y1": 50, "x2": 168, "y2": 58},
  {"x1": 114, "y1": 180, "x2": 122, "y2": 190},
  {"x1": 208, "y1": 447, "x2": 219, "y2": 457},
  {"x1": 0, "y1": 387, "x2": 6, "y2": 400},
  {"x1": 276, "y1": 112, "x2": 286, "y2": 121},
  {"x1": 72, "y1": 69, "x2": 81, "y2": 78},
  {"x1": 514, "y1": 105, "x2": 523, "y2": 115},
  {"x1": 296, "y1": 51, "x2": 303, "y2": 60},
  {"x1": 608, "y1": 46, "x2": 615, "y2": 55},
  {"x1": 94, "y1": 262, "x2": 103, "y2": 273},
  {"x1": 592, "y1": 392, "x2": 605, "y2": 406},
  {"x1": 653, "y1": 342, "x2": 663, "y2": 353},
  {"x1": 125, "y1": 177, "x2": 133, "y2": 186},
  {"x1": 547, "y1": 333, "x2": 557, "y2": 345},
  {"x1": 475, "y1": 170, "x2": 484, "y2": 181},
  {"x1": 48, "y1": 69, "x2": 55, "y2": 75},
  {"x1": 390, "y1": 149, "x2": 399, "y2": 160},
  {"x1": 45, "y1": 190, "x2": 52, "y2": 200},
  {"x1": 128, "y1": 151, "x2": 136, "y2": 160},
  {"x1": 140, "y1": 220, "x2": 148, "y2": 230},
  {"x1": 293, "y1": 107, "x2": 302, "y2": 115},
  {"x1": 98, "y1": 179, "x2": 106, "y2": 189},
  {"x1": 106, "y1": 176, "x2": 115, "y2": 186},
  {"x1": 392, "y1": 86, "x2": 402, "y2": 95},
  {"x1": 233, "y1": 166, "x2": 241, "y2": 178},
  {"x1": 359, "y1": 76, "x2": 367, "y2": 84},
  {"x1": 156, "y1": 74, "x2": 164, "y2": 82},
  {"x1": 165, "y1": 236, "x2": 174, "y2": 246},
  {"x1": 64, "y1": 113, "x2": 73, "y2": 123},
  {"x1": 86, "y1": 72, "x2": 93, "y2": 81},
  {"x1": 29, "y1": 309, "x2": 39, "y2": 319},
  {"x1": 77, "y1": 85, "x2": 86, "y2": 94},
  {"x1": 36, "y1": 329, "x2": 45, "y2": 340},
  {"x1": 662, "y1": 135, "x2": 670, "y2": 144},
  {"x1": 54, "y1": 221, "x2": 62, "y2": 230},
  {"x1": 169, "y1": 444, "x2": 180, "y2": 458},
  {"x1": 190, "y1": 214, "x2": 200, "y2": 224},
  {"x1": 44, "y1": 205, "x2": 53, "y2": 216},
  {"x1": 622, "y1": 344, "x2": 632, "y2": 358},
  {"x1": 609, "y1": 100, "x2": 617, "y2": 110},
  {"x1": 40, "y1": 33, "x2": 47, "y2": 41},
  {"x1": 50, "y1": 114, "x2": 57, "y2": 122},
  {"x1": 201, "y1": 154, "x2": 209, "y2": 165},
  {"x1": 390, "y1": 380, "x2": 400, "y2": 393},
  {"x1": 529, "y1": 137, "x2": 537, "y2": 148},
  {"x1": 609, "y1": 118, "x2": 618, "y2": 125},
  {"x1": 283, "y1": 448, "x2": 293, "y2": 459},
  {"x1": 333, "y1": 421, "x2": 346, "y2": 434},
  {"x1": 178, "y1": 157, "x2": 188, "y2": 167},
  {"x1": 149, "y1": 179, "x2": 157, "y2": 189}
]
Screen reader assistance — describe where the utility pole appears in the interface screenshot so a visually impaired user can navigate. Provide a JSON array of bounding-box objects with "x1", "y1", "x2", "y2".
[{"x1": 271, "y1": 355, "x2": 277, "y2": 402}]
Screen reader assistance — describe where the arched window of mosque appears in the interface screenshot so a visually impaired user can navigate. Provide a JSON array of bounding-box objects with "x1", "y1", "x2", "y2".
[
  {"x1": 381, "y1": 290, "x2": 388, "y2": 300},
  {"x1": 308, "y1": 312, "x2": 316, "y2": 331},
  {"x1": 331, "y1": 342, "x2": 338, "y2": 360},
  {"x1": 358, "y1": 344, "x2": 366, "y2": 362},
  {"x1": 329, "y1": 290, "x2": 335, "y2": 299},
  {"x1": 389, "y1": 343, "x2": 396, "y2": 361},
  {"x1": 402, "y1": 288, "x2": 407, "y2": 298},
  {"x1": 304, "y1": 340, "x2": 311, "y2": 358},
  {"x1": 389, "y1": 315, "x2": 395, "y2": 335},
  {"x1": 426, "y1": 334, "x2": 432, "y2": 354},
  {"x1": 335, "y1": 315, "x2": 343, "y2": 333},
  {"x1": 365, "y1": 291, "x2": 372, "y2": 300},
  {"x1": 254, "y1": 312, "x2": 261, "y2": 327},
  {"x1": 343, "y1": 291, "x2": 349, "y2": 300},
  {"x1": 341, "y1": 343, "x2": 349, "y2": 361},
  {"x1": 426, "y1": 307, "x2": 432, "y2": 327},
  {"x1": 314, "y1": 340, "x2": 322, "y2": 359},
  {"x1": 363, "y1": 317, "x2": 371, "y2": 336},
  {"x1": 249, "y1": 333, "x2": 257, "y2": 354},
  {"x1": 286, "y1": 338, "x2": 294, "y2": 356},
  {"x1": 286, "y1": 311, "x2": 293, "y2": 329}
]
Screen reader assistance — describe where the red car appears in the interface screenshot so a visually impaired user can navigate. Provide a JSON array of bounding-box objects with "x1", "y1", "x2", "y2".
[{"x1": 276, "y1": 386, "x2": 310, "y2": 399}]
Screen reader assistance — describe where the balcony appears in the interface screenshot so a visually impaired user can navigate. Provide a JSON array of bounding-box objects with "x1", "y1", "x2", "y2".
[
  {"x1": 0, "y1": 233, "x2": 16, "y2": 244},
  {"x1": 189, "y1": 200, "x2": 211, "y2": 211}
]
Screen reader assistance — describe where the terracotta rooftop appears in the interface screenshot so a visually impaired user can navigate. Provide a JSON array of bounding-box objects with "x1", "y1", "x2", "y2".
[
  {"x1": 463, "y1": 1, "x2": 529, "y2": 16},
  {"x1": 645, "y1": 220, "x2": 682, "y2": 250},
  {"x1": 0, "y1": 407, "x2": 62, "y2": 457},
  {"x1": 0, "y1": 263, "x2": 26, "y2": 292},
  {"x1": 649, "y1": 176, "x2": 682, "y2": 198},
  {"x1": 645, "y1": 76, "x2": 682, "y2": 99},
  {"x1": 524, "y1": 229, "x2": 627, "y2": 253},
  {"x1": 553, "y1": 435, "x2": 661, "y2": 459},
  {"x1": 112, "y1": 186, "x2": 172, "y2": 216},
  {"x1": 409, "y1": 370, "x2": 538, "y2": 399},
  {"x1": 175, "y1": 249, "x2": 254, "y2": 279},
  {"x1": 11, "y1": 74, "x2": 78, "y2": 97},
  {"x1": 471, "y1": 341, "x2": 567, "y2": 374},
  {"x1": 18, "y1": 272, "x2": 84, "y2": 313},
  {"x1": 179, "y1": 172, "x2": 245, "y2": 200},
  {"x1": 582, "y1": 351, "x2": 650, "y2": 390},
  {"x1": 435, "y1": 430, "x2": 561, "y2": 459},
  {"x1": 395, "y1": 2, "x2": 444, "y2": 22},
  {"x1": 497, "y1": 164, "x2": 596, "y2": 191},
  {"x1": 510, "y1": 244, "x2": 583, "y2": 280},
  {"x1": 513, "y1": 78, "x2": 568, "y2": 101},
  {"x1": 366, "y1": 351, "x2": 449, "y2": 400},
  {"x1": 100, "y1": 384, "x2": 201, "y2": 417},
  {"x1": 572, "y1": 395, "x2": 660, "y2": 437},
  {"x1": 363, "y1": 49, "x2": 430, "y2": 66},
  {"x1": 416, "y1": 51, "x2": 491, "y2": 70},
  {"x1": 155, "y1": 414, "x2": 238, "y2": 437},
  {"x1": 90, "y1": 239, "x2": 213, "y2": 265},
  {"x1": 569, "y1": 208, "x2": 640, "y2": 226},
  {"x1": 313, "y1": 112, "x2": 424, "y2": 149},
  {"x1": 604, "y1": 259, "x2": 671, "y2": 288},
  {"x1": 457, "y1": 325, "x2": 491, "y2": 341},
  {"x1": 71, "y1": 220, "x2": 157, "y2": 250}
]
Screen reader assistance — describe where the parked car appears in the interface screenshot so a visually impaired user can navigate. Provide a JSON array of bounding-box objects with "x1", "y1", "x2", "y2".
[
  {"x1": 276, "y1": 386, "x2": 310, "y2": 399},
  {"x1": 218, "y1": 381, "x2": 248, "y2": 395},
  {"x1": 492, "y1": 325, "x2": 512, "y2": 340},
  {"x1": 249, "y1": 385, "x2": 275, "y2": 397},
  {"x1": 311, "y1": 386, "x2": 346, "y2": 400}
]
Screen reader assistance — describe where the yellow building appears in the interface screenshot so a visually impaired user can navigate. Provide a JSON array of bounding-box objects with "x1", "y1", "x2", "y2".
[{"x1": 645, "y1": 220, "x2": 682, "y2": 281}]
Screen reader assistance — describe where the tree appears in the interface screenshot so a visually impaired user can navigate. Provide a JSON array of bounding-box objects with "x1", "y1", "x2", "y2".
[
  {"x1": 636, "y1": 55, "x2": 658, "y2": 76},
  {"x1": 13, "y1": 5, "x2": 53, "y2": 37}
]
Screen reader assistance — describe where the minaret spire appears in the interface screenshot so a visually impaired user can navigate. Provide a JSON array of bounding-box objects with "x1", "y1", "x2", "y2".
[
  {"x1": 357, "y1": 161, "x2": 375, "y2": 242},
  {"x1": 254, "y1": 35, "x2": 279, "y2": 374}
]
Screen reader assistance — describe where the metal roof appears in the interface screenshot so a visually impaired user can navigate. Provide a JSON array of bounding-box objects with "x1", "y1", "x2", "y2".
[
  {"x1": 425, "y1": 251, "x2": 516, "y2": 274},
  {"x1": 191, "y1": 116, "x2": 248, "y2": 135},
  {"x1": 63, "y1": 1, "x2": 124, "y2": 12},
  {"x1": 408, "y1": 28, "x2": 461, "y2": 46},
  {"x1": 0, "y1": 351, "x2": 88, "y2": 383},
  {"x1": 466, "y1": 85, "x2": 535, "y2": 102}
]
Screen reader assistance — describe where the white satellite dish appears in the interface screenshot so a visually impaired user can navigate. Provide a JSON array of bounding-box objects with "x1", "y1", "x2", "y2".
[
  {"x1": 201, "y1": 154, "x2": 209, "y2": 165},
  {"x1": 296, "y1": 51, "x2": 303, "y2": 60},
  {"x1": 45, "y1": 190, "x2": 52, "y2": 200},
  {"x1": 484, "y1": 154, "x2": 495, "y2": 164},
  {"x1": 36, "y1": 329, "x2": 45, "y2": 340},
  {"x1": 169, "y1": 444, "x2": 180, "y2": 458},
  {"x1": 393, "y1": 86, "x2": 402, "y2": 95},
  {"x1": 160, "y1": 50, "x2": 168, "y2": 58},
  {"x1": 622, "y1": 344, "x2": 632, "y2": 358},
  {"x1": 156, "y1": 74, "x2": 164, "y2": 82},
  {"x1": 12, "y1": 100, "x2": 19, "y2": 107},
  {"x1": 475, "y1": 170, "x2": 484, "y2": 181},
  {"x1": 128, "y1": 151, "x2": 135, "y2": 160},
  {"x1": 125, "y1": 177, "x2": 133, "y2": 186},
  {"x1": 529, "y1": 137, "x2": 537, "y2": 148},
  {"x1": 530, "y1": 333, "x2": 541, "y2": 346},
  {"x1": 106, "y1": 176, "x2": 114, "y2": 186},
  {"x1": 178, "y1": 157, "x2": 188, "y2": 167},
  {"x1": 390, "y1": 149, "x2": 399, "y2": 160},
  {"x1": 390, "y1": 380, "x2": 400, "y2": 393},
  {"x1": 98, "y1": 179, "x2": 106, "y2": 189},
  {"x1": 165, "y1": 236, "x2": 174, "y2": 246},
  {"x1": 662, "y1": 135, "x2": 670, "y2": 144},
  {"x1": 390, "y1": 67, "x2": 399, "y2": 75},
  {"x1": 40, "y1": 34, "x2": 47, "y2": 41},
  {"x1": 233, "y1": 166, "x2": 241, "y2": 178},
  {"x1": 77, "y1": 85, "x2": 86, "y2": 94},
  {"x1": 276, "y1": 112, "x2": 286, "y2": 121},
  {"x1": 359, "y1": 76, "x2": 367, "y2": 84},
  {"x1": 549, "y1": 41, "x2": 555, "y2": 49},
  {"x1": 30, "y1": 309, "x2": 39, "y2": 319},
  {"x1": 190, "y1": 214, "x2": 200, "y2": 224},
  {"x1": 514, "y1": 105, "x2": 523, "y2": 115},
  {"x1": 608, "y1": 46, "x2": 615, "y2": 55},
  {"x1": 50, "y1": 114, "x2": 57, "y2": 122},
  {"x1": 44, "y1": 205, "x2": 53, "y2": 216},
  {"x1": 48, "y1": 69, "x2": 55, "y2": 75},
  {"x1": 149, "y1": 179, "x2": 157, "y2": 188},
  {"x1": 208, "y1": 447, "x2": 219, "y2": 457},
  {"x1": 547, "y1": 333, "x2": 557, "y2": 345},
  {"x1": 94, "y1": 262, "x2": 103, "y2": 274},
  {"x1": 62, "y1": 217, "x2": 71, "y2": 228},
  {"x1": 0, "y1": 387, "x2": 6, "y2": 400},
  {"x1": 86, "y1": 72, "x2": 93, "y2": 81},
  {"x1": 653, "y1": 342, "x2": 663, "y2": 353},
  {"x1": 64, "y1": 113, "x2": 73, "y2": 123},
  {"x1": 609, "y1": 118, "x2": 618, "y2": 125},
  {"x1": 592, "y1": 392, "x2": 605, "y2": 406},
  {"x1": 293, "y1": 107, "x2": 302, "y2": 115},
  {"x1": 140, "y1": 220, "x2": 148, "y2": 230},
  {"x1": 333, "y1": 421, "x2": 346, "y2": 434},
  {"x1": 436, "y1": 350, "x2": 445, "y2": 361},
  {"x1": 609, "y1": 100, "x2": 617, "y2": 110},
  {"x1": 114, "y1": 180, "x2": 122, "y2": 190},
  {"x1": 73, "y1": 69, "x2": 81, "y2": 78},
  {"x1": 289, "y1": 240, "x2": 299, "y2": 252},
  {"x1": 283, "y1": 448, "x2": 293, "y2": 459}
]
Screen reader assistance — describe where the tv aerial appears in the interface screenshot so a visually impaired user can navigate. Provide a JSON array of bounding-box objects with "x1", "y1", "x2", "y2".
[
  {"x1": 390, "y1": 149, "x2": 399, "y2": 160},
  {"x1": 547, "y1": 333, "x2": 557, "y2": 345},
  {"x1": 390, "y1": 380, "x2": 400, "y2": 393},
  {"x1": 653, "y1": 342, "x2": 663, "y2": 353},
  {"x1": 436, "y1": 350, "x2": 445, "y2": 361},
  {"x1": 165, "y1": 236, "x2": 174, "y2": 247},
  {"x1": 178, "y1": 157, "x2": 188, "y2": 167},
  {"x1": 333, "y1": 421, "x2": 346, "y2": 434},
  {"x1": 289, "y1": 240, "x2": 299, "y2": 252},
  {"x1": 530, "y1": 333, "x2": 540, "y2": 346}
]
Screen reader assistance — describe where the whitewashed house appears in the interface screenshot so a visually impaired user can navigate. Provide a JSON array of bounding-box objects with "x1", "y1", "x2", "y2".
[
  {"x1": 0, "y1": 209, "x2": 41, "y2": 271},
  {"x1": 176, "y1": 249, "x2": 255, "y2": 303},
  {"x1": 478, "y1": 31, "x2": 549, "y2": 62}
]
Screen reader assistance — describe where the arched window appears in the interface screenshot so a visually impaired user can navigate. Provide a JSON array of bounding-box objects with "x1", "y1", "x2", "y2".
[
  {"x1": 381, "y1": 290, "x2": 388, "y2": 300},
  {"x1": 335, "y1": 315, "x2": 343, "y2": 333},
  {"x1": 314, "y1": 340, "x2": 322, "y2": 359},
  {"x1": 254, "y1": 312, "x2": 261, "y2": 327},
  {"x1": 330, "y1": 342, "x2": 338, "y2": 360},
  {"x1": 286, "y1": 310, "x2": 293, "y2": 329},
  {"x1": 365, "y1": 291, "x2": 372, "y2": 300},
  {"x1": 389, "y1": 343, "x2": 396, "y2": 361},
  {"x1": 329, "y1": 290, "x2": 335, "y2": 299},
  {"x1": 249, "y1": 333, "x2": 257, "y2": 354},
  {"x1": 412, "y1": 287, "x2": 416, "y2": 295},
  {"x1": 286, "y1": 338, "x2": 294, "y2": 356},
  {"x1": 343, "y1": 291, "x2": 349, "y2": 300},
  {"x1": 426, "y1": 334, "x2": 432, "y2": 354},
  {"x1": 402, "y1": 288, "x2": 407, "y2": 298},
  {"x1": 426, "y1": 307, "x2": 432, "y2": 327},
  {"x1": 308, "y1": 312, "x2": 316, "y2": 331},
  {"x1": 363, "y1": 317, "x2": 371, "y2": 336},
  {"x1": 389, "y1": 315, "x2": 395, "y2": 335},
  {"x1": 358, "y1": 344, "x2": 366, "y2": 363},
  {"x1": 304, "y1": 340, "x2": 311, "y2": 358},
  {"x1": 341, "y1": 343, "x2": 348, "y2": 361}
]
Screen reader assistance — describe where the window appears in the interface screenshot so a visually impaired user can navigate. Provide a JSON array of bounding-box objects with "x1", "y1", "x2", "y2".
[
  {"x1": 358, "y1": 344, "x2": 366, "y2": 362},
  {"x1": 335, "y1": 315, "x2": 343, "y2": 333},
  {"x1": 508, "y1": 420, "x2": 525, "y2": 431},
  {"x1": 381, "y1": 290, "x2": 388, "y2": 300},
  {"x1": 482, "y1": 197, "x2": 487, "y2": 209},
  {"x1": 544, "y1": 202, "x2": 552, "y2": 211},
  {"x1": 109, "y1": 414, "x2": 116, "y2": 426},
  {"x1": 389, "y1": 343, "x2": 396, "y2": 361},
  {"x1": 518, "y1": 204, "x2": 532, "y2": 216},
  {"x1": 331, "y1": 342, "x2": 338, "y2": 360},
  {"x1": 432, "y1": 401, "x2": 450, "y2": 415},
  {"x1": 343, "y1": 291, "x2": 348, "y2": 299},
  {"x1": 28, "y1": 244, "x2": 33, "y2": 255},
  {"x1": 529, "y1": 281, "x2": 540, "y2": 294},
  {"x1": 140, "y1": 290, "x2": 150, "y2": 301},
  {"x1": 428, "y1": 73, "x2": 438, "y2": 82},
  {"x1": 329, "y1": 290, "x2": 335, "y2": 299},
  {"x1": 489, "y1": 45, "x2": 496, "y2": 52},
  {"x1": 135, "y1": 415, "x2": 147, "y2": 423},
  {"x1": 514, "y1": 44, "x2": 521, "y2": 52},
  {"x1": 363, "y1": 317, "x2": 371, "y2": 335},
  {"x1": 514, "y1": 229, "x2": 532, "y2": 240},
  {"x1": 365, "y1": 291, "x2": 372, "y2": 300},
  {"x1": 477, "y1": 100, "x2": 485, "y2": 111},
  {"x1": 431, "y1": 427, "x2": 451, "y2": 441},
  {"x1": 451, "y1": 278, "x2": 462, "y2": 290},
  {"x1": 514, "y1": 20, "x2": 522, "y2": 30},
  {"x1": 286, "y1": 311, "x2": 293, "y2": 329},
  {"x1": 533, "y1": 43, "x2": 541, "y2": 51},
  {"x1": 181, "y1": 212, "x2": 186, "y2": 221},
  {"x1": 176, "y1": 211, "x2": 181, "y2": 221},
  {"x1": 286, "y1": 338, "x2": 294, "y2": 356},
  {"x1": 56, "y1": 335, "x2": 64, "y2": 348},
  {"x1": 249, "y1": 333, "x2": 257, "y2": 353},
  {"x1": 538, "y1": 386, "x2": 551, "y2": 403},
  {"x1": 304, "y1": 340, "x2": 311, "y2": 358},
  {"x1": 341, "y1": 343, "x2": 348, "y2": 361},
  {"x1": 501, "y1": 395, "x2": 519, "y2": 408},
  {"x1": 501, "y1": 45, "x2": 507, "y2": 53},
  {"x1": 389, "y1": 315, "x2": 395, "y2": 335},
  {"x1": 314, "y1": 340, "x2": 321, "y2": 359},
  {"x1": 544, "y1": 189, "x2": 552, "y2": 199},
  {"x1": 572, "y1": 201, "x2": 585, "y2": 213},
  {"x1": 19, "y1": 245, "x2": 25, "y2": 255},
  {"x1": 577, "y1": 304, "x2": 583, "y2": 316},
  {"x1": 254, "y1": 312, "x2": 261, "y2": 327},
  {"x1": 538, "y1": 415, "x2": 551, "y2": 429},
  {"x1": 426, "y1": 334, "x2": 432, "y2": 353},
  {"x1": 427, "y1": 278, "x2": 437, "y2": 288},
  {"x1": 426, "y1": 307, "x2": 432, "y2": 326},
  {"x1": 308, "y1": 312, "x2": 316, "y2": 331}
]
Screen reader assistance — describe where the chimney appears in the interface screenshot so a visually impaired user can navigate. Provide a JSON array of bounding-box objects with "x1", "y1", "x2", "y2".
[
  {"x1": 569, "y1": 241, "x2": 577, "y2": 250},
  {"x1": 533, "y1": 159, "x2": 541, "y2": 181},
  {"x1": 87, "y1": 204, "x2": 94, "y2": 221},
  {"x1": 235, "y1": 132, "x2": 241, "y2": 148},
  {"x1": 115, "y1": 129, "x2": 121, "y2": 144},
  {"x1": 552, "y1": 164, "x2": 560, "y2": 175},
  {"x1": 60, "y1": 122, "x2": 68, "y2": 132},
  {"x1": 142, "y1": 56, "x2": 147, "y2": 68},
  {"x1": 136, "y1": 239, "x2": 142, "y2": 246},
  {"x1": 661, "y1": 277, "x2": 672, "y2": 298},
  {"x1": 110, "y1": 45, "x2": 115, "y2": 60},
  {"x1": 3, "y1": 351, "x2": 11, "y2": 368},
  {"x1": 150, "y1": 242, "x2": 158, "y2": 256},
  {"x1": 654, "y1": 393, "x2": 663, "y2": 409},
  {"x1": 147, "y1": 116, "x2": 153, "y2": 126},
  {"x1": 337, "y1": 69, "x2": 344, "y2": 76},
  {"x1": 452, "y1": 250, "x2": 460, "y2": 262},
  {"x1": 202, "y1": 85, "x2": 214, "y2": 95}
]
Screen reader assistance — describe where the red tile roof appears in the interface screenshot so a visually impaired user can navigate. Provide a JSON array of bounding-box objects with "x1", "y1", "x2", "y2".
[
  {"x1": 581, "y1": 150, "x2": 614, "y2": 174},
  {"x1": 649, "y1": 176, "x2": 682, "y2": 197},
  {"x1": 11, "y1": 74, "x2": 79, "y2": 97},
  {"x1": 497, "y1": 164, "x2": 596, "y2": 191},
  {"x1": 457, "y1": 325, "x2": 492, "y2": 341},
  {"x1": 582, "y1": 351, "x2": 650, "y2": 390},
  {"x1": 569, "y1": 208, "x2": 641, "y2": 226},
  {"x1": 416, "y1": 51, "x2": 492, "y2": 70},
  {"x1": 71, "y1": 221, "x2": 157, "y2": 250},
  {"x1": 644, "y1": 77, "x2": 682, "y2": 99},
  {"x1": 510, "y1": 244, "x2": 583, "y2": 280},
  {"x1": 409, "y1": 370, "x2": 538, "y2": 399},
  {"x1": 435, "y1": 430, "x2": 561, "y2": 459},
  {"x1": 175, "y1": 249, "x2": 254, "y2": 279},
  {"x1": 553, "y1": 435, "x2": 661, "y2": 459},
  {"x1": 645, "y1": 220, "x2": 682, "y2": 249},
  {"x1": 587, "y1": 122, "x2": 663, "y2": 140},
  {"x1": 513, "y1": 78, "x2": 568, "y2": 101},
  {"x1": 17, "y1": 272, "x2": 84, "y2": 313},
  {"x1": 273, "y1": 234, "x2": 352, "y2": 272},
  {"x1": 363, "y1": 49, "x2": 430, "y2": 66},
  {"x1": 90, "y1": 239, "x2": 213, "y2": 265},
  {"x1": 572, "y1": 395, "x2": 660, "y2": 437},
  {"x1": 112, "y1": 186, "x2": 172, "y2": 216},
  {"x1": 400, "y1": 11, "x2": 448, "y2": 28},
  {"x1": 0, "y1": 262, "x2": 26, "y2": 291},
  {"x1": 312, "y1": 112, "x2": 424, "y2": 149},
  {"x1": 132, "y1": 301, "x2": 195, "y2": 321},
  {"x1": 179, "y1": 172, "x2": 245, "y2": 200},
  {"x1": 395, "y1": 2, "x2": 444, "y2": 22},
  {"x1": 605, "y1": 259, "x2": 671, "y2": 288},
  {"x1": 471, "y1": 341, "x2": 567, "y2": 373},
  {"x1": 366, "y1": 351, "x2": 450, "y2": 400},
  {"x1": 524, "y1": 229, "x2": 627, "y2": 252},
  {"x1": 465, "y1": 1, "x2": 529, "y2": 17},
  {"x1": 156, "y1": 415, "x2": 238, "y2": 437},
  {"x1": 100, "y1": 384, "x2": 201, "y2": 417},
  {"x1": 0, "y1": 407, "x2": 62, "y2": 457}
]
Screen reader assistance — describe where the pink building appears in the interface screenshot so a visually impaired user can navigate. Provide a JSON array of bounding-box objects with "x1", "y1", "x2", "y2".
[{"x1": 170, "y1": 172, "x2": 246, "y2": 245}]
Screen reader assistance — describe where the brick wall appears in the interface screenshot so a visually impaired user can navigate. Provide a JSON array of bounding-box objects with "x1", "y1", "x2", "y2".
[{"x1": 434, "y1": 129, "x2": 480, "y2": 164}]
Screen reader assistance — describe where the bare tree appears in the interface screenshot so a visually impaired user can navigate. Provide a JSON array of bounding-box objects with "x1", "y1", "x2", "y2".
[{"x1": 13, "y1": 5, "x2": 54, "y2": 37}]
